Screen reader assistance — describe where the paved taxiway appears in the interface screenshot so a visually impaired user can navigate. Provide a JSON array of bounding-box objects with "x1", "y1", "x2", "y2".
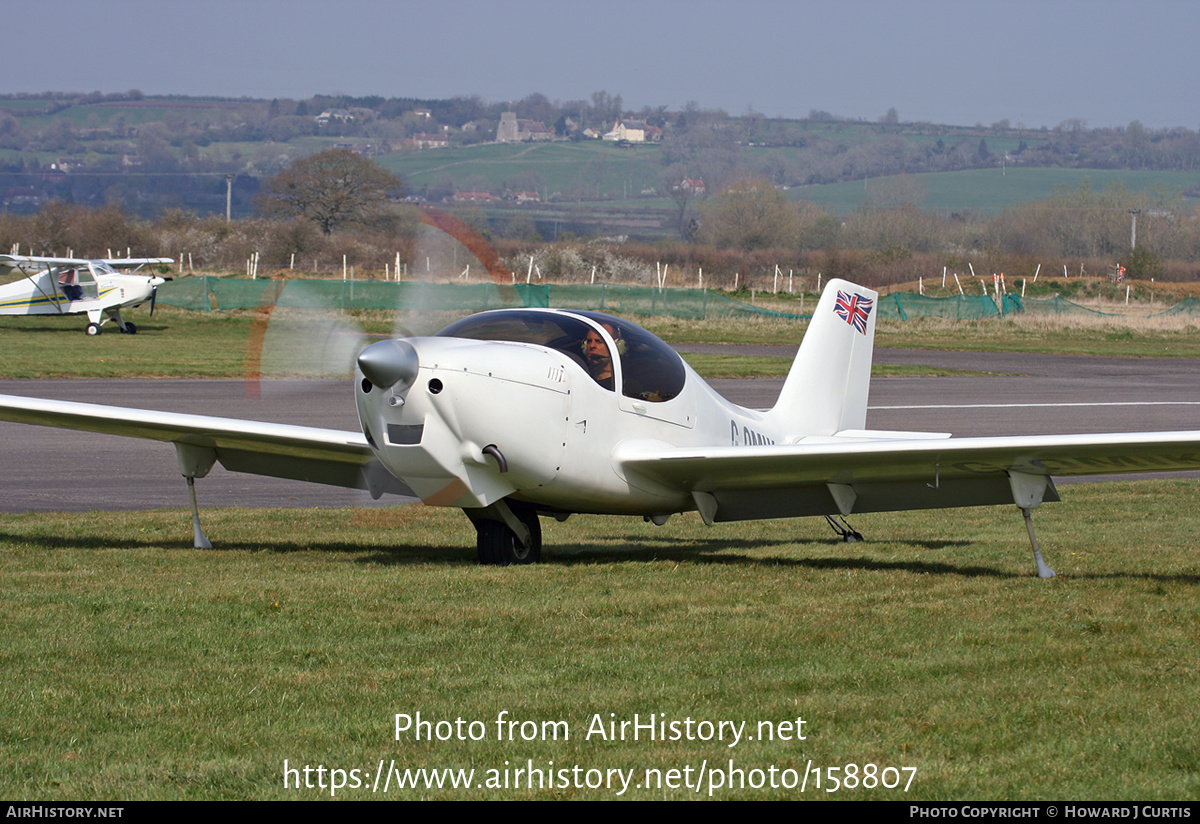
[{"x1": 1, "y1": 348, "x2": 1198, "y2": 512}]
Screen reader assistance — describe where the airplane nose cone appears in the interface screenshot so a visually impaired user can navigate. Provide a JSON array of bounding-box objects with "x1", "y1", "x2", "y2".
[{"x1": 358, "y1": 339, "x2": 420, "y2": 391}]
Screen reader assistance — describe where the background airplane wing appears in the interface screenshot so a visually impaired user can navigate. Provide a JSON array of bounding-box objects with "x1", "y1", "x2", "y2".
[
  {"x1": 0, "y1": 256, "x2": 173, "y2": 279},
  {"x1": 0, "y1": 254, "x2": 88, "y2": 275},
  {"x1": 617, "y1": 431, "x2": 1200, "y2": 521},
  {"x1": 0, "y1": 394, "x2": 411, "y2": 497}
]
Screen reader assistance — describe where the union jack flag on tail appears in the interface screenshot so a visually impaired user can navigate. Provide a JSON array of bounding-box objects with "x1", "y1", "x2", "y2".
[{"x1": 833, "y1": 290, "x2": 873, "y2": 334}]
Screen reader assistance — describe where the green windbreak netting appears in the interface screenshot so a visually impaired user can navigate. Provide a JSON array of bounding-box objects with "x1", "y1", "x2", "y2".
[
  {"x1": 157, "y1": 278, "x2": 807, "y2": 320},
  {"x1": 276, "y1": 280, "x2": 524, "y2": 311},
  {"x1": 208, "y1": 278, "x2": 283, "y2": 310},
  {"x1": 539, "y1": 284, "x2": 805, "y2": 319},
  {"x1": 873, "y1": 292, "x2": 1016, "y2": 320},
  {"x1": 1018, "y1": 296, "x2": 1116, "y2": 315},
  {"x1": 159, "y1": 277, "x2": 1191, "y2": 320},
  {"x1": 1152, "y1": 296, "x2": 1200, "y2": 316},
  {"x1": 155, "y1": 276, "x2": 213, "y2": 311}
]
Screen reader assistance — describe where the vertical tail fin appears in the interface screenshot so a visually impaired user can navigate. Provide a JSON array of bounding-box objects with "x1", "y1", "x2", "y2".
[{"x1": 764, "y1": 278, "x2": 878, "y2": 440}]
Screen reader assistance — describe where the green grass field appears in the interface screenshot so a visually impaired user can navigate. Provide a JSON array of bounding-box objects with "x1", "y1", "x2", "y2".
[
  {"x1": 2, "y1": 483, "x2": 1197, "y2": 799},
  {"x1": 379, "y1": 140, "x2": 667, "y2": 200},
  {"x1": 790, "y1": 167, "x2": 1200, "y2": 216}
]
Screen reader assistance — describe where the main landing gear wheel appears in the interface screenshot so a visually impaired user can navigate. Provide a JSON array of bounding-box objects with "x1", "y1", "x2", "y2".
[
  {"x1": 476, "y1": 506, "x2": 542, "y2": 566},
  {"x1": 121, "y1": 322, "x2": 137, "y2": 335},
  {"x1": 85, "y1": 323, "x2": 102, "y2": 336}
]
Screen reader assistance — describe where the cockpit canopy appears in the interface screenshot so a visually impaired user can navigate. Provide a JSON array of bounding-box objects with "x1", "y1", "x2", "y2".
[
  {"x1": 436, "y1": 309, "x2": 686, "y2": 402},
  {"x1": 88, "y1": 261, "x2": 120, "y2": 277}
]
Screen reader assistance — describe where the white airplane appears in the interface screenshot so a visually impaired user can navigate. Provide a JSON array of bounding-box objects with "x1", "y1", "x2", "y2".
[
  {"x1": 0, "y1": 255, "x2": 172, "y2": 335},
  {"x1": 1, "y1": 277, "x2": 1199, "y2": 577}
]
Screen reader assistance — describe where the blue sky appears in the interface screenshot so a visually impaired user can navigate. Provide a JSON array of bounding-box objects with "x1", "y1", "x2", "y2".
[{"x1": 5, "y1": 0, "x2": 1196, "y2": 129}]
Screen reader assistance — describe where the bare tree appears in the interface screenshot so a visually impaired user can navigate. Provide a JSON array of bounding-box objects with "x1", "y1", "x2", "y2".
[
  {"x1": 698, "y1": 179, "x2": 798, "y2": 251},
  {"x1": 256, "y1": 148, "x2": 402, "y2": 234}
]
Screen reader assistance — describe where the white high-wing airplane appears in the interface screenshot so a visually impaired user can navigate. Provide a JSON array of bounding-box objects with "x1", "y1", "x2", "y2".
[
  {"x1": 1, "y1": 278, "x2": 1199, "y2": 576},
  {"x1": 0, "y1": 255, "x2": 172, "y2": 334}
]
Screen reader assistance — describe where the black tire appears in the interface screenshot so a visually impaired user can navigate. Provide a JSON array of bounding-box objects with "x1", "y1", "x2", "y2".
[
  {"x1": 124, "y1": 322, "x2": 137, "y2": 335},
  {"x1": 85, "y1": 323, "x2": 102, "y2": 336},
  {"x1": 476, "y1": 507, "x2": 541, "y2": 566}
]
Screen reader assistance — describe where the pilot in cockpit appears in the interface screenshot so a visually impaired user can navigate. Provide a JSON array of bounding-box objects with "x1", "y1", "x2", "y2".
[
  {"x1": 58, "y1": 268, "x2": 83, "y2": 301},
  {"x1": 583, "y1": 322, "x2": 620, "y2": 391}
]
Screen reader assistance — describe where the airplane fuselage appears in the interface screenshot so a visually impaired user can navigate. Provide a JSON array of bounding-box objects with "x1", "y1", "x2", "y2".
[
  {"x1": 354, "y1": 311, "x2": 772, "y2": 518},
  {"x1": 0, "y1": 271, "x2": 157, "y2": 316},
  {"x1": 0, "y1": 257, "x2": 169, "y2": 333}
]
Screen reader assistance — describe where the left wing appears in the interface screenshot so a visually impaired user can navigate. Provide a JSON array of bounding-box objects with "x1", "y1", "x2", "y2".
[
  {"x1": 618, "y1": 431, "x2": 1200, "y2": 522},
  {"x1": 0, "y1": 394, "x2": 410, "y2": 497},
  {"x1": 0, "y1": 255, "x2": 173, "y2": 272}
]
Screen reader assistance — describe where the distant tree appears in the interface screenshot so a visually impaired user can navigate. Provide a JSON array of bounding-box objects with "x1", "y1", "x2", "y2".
[
  {"x1": 589, "y1": 90, "x2": 623, "y2": 126},
  {"x1": 1118, "y1": 245, "x2": 1163, "y2": 280},
  {"x1": 698, "y1": 179, "x2": 797, "y2": 250},
  {"x1": 660, "y1": 165, "x2": 700, "y2": 239},
  {"x1": 1125, "y1": 120, "x2": 1150, "y2": 168},
  {"x1": 518, "y1": 92, "x2": 555, "y2": 125},
  {"x1": 255, "y1": 148, "x2": 402, "y2": 234}
]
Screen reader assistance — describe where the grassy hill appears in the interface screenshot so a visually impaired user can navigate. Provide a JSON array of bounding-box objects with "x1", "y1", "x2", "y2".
[
  {"x1": 4, "y1": 94, "x2": 1200, "y2": 235},
  {"x1": 792, "y1": 167, "x2": 1200, "y2": 216},
  {"x1": 378, "y1": 140, "x2": 666, "y2": 200}
]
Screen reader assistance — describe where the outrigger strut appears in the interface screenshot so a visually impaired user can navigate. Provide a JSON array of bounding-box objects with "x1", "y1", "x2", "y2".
[
  {"x1": 175, "y1": 443, "x2": 216, "y2": 549},
  {"x1": 1007, "y1": 470, "x2": 1057, "y2": 578}
]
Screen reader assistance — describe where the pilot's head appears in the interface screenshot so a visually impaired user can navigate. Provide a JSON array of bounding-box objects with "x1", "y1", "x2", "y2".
[{"x1": 584, "y1": 322, "x2": 619, "y2": 380}]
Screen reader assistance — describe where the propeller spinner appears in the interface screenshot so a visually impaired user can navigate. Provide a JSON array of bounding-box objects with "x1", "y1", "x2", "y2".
[{"x1": 357, "y1": 339, "x2": 420, "y2": 392}]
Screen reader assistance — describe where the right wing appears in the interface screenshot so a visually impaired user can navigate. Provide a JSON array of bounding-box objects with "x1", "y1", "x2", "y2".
[
  {"x1": 0, "y1": 394, "x2": 411, "y2": 497},
  {"x1": 617, "y1": 430, "x2": 1200, "y2": 522}
]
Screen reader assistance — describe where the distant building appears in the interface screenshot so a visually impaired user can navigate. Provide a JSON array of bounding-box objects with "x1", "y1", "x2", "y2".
[
  {"x1": 497, "y1": 112, "x2": 519, "y2": 142},
  {"x1": 316, "y1": 108, "x2": 354, "y2": 125},
  {"x1": 454, "y1": 191, "x2": 499, "y2": 202},
  {"x1": 518, "y1": 120, "x2": 552, "y2": 141},
  {"x1": 411, "y1": 133, "x2": 449, "y2": 150},
  {"x1": 603, "y1": 119, "x2": 661, "y2": 143},
  {"x1": 496, "y1": 112, "x2": 553, "y2": 142}
]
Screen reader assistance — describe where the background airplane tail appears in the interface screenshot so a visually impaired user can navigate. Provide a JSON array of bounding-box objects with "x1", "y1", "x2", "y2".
[{"x1": 764, "y1": 278, "x2": 878, "y2": 440}]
